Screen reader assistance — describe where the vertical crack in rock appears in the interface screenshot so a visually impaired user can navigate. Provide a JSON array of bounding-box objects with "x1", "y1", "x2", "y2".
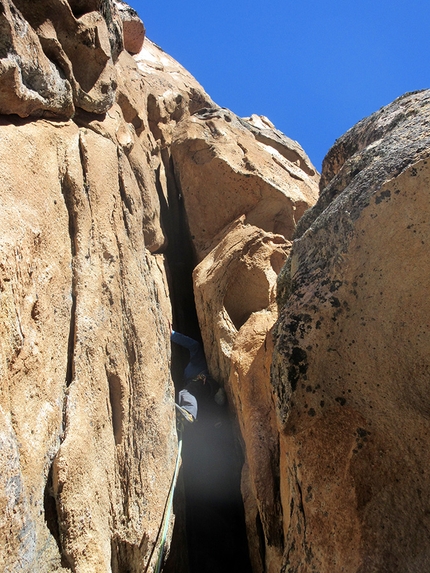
[
  {"x1": 78, "y1": 132, "x2": 94, "y2": 224},
  {"x1": 295, "y1": 466, "x2": 307, "y2": 543},
  {"x1": 159, "y1": 152, "x2": 252, "y2": 573},
  {"x1": 256, "y1": 511, "x2": 267, "y2": 573},
  {"x1": 161, "y1": 147, "x2": 198, "y2": 334},
  {"x1": 117, "y1": 148, "x2": 132, "y2": 238},
  {"x1": 43, "y1": 463, "x2": 62, "y2": 555},
  {"x1": 106, "y1": 370, "x2": 124, "y2": 446},
  {"x1": 60, "y1": 170, "x2": 78, "y2": 389}
]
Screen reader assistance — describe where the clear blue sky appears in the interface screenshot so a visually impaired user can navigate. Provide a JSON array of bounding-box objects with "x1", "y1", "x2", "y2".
[{"x1": 126, "y1": 0, "x2": 429, "y2": 172}]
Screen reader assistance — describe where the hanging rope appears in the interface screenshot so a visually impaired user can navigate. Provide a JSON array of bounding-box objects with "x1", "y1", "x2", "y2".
[
  {"x1": 142, "y1": 428, "x2": 183, "y2": 573},
  {"x1": 154, "y1": 430, "x2": 183, "y2": 573}
]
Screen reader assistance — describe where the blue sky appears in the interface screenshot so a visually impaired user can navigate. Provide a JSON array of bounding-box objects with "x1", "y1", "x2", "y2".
[{"x1": 126, "y1": 0, "x2": 429, "y2": 172}]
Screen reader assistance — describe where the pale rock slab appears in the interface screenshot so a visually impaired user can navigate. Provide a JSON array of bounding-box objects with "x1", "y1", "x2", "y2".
[
  {"x1": 0, "y1": 119, "x2": 74, "y2": 572},
  {"x1": 194, "y1": 218, "x2": 290, "y2": 382},
  {"x1": 0, "y1": 91, "x2": 176, "y2": 573},
  {"x1": 230, "y1": 315, "x2": 284, "y2": 573},
  {"x1": 171, "y1": 107, "x2": 319, "y2": 260}
]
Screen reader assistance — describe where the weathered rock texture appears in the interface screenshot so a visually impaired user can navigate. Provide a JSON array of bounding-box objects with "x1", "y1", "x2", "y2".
[
  {"x1": 0, "y1": 1, "x2": 201, "y2": 571},
  {"x1": 5, "y1": 2, "x2": 429, "y2": 573},
  {"x1": 273, "y1": 90, "x2": 430, "y2": 572},
  {"x1": 0, "y1": 0, "x2": 123, "y2": 118},
  {"x1": 0, "y1": 82, "x2": 177, "y2": 573},
  {"x1": 172, "y1": 107, "x2": 318, "y2": 260},
  {"x1": 0, "y1": 1, "x2": 320, "y2": 572}
]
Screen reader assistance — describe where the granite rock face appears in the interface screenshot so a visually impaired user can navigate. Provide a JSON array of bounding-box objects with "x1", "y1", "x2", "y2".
[
  {"x1": 2, "y1": 1, "x2": 429, "y2": 572},
  {"x1": 273, "y1": 90, "x2": 430, "y2": 572},
  {"x1": 0, "y1": 91, "x2": 176, "y2": 573},
  {"x1": 0, "y1": 2, "x2": 184, "y2": 571},
  {"x1": 171, "y1": 107, "x2": 318, "y2": 260},
  {"x1": 0, "y1": 0, "x2": 123, "y2": 118}
]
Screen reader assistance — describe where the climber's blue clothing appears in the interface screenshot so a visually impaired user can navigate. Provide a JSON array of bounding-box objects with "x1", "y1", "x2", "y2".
[
  {"x1": 171, "y1": 330, "x2": 212, "y2": 421},
  {"x1": 171, "y1": 330, "x2": 209, "y2": 382}
]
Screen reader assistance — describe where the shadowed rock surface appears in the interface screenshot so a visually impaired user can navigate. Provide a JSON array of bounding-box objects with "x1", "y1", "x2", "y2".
[{"x1": 273, "y1": 90, "x2": 430, "y2": 572}]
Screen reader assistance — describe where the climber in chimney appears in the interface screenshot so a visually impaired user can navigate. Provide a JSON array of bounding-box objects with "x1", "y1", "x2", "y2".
[{"x1": 171, "y1": 329, "x2": 225, "y2": 425}]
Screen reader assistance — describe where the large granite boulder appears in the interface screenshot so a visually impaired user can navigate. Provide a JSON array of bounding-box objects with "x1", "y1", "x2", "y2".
[
  {"x1": 273, "y1": 90, "x2": 430, "y2": 572},
  {"x1": 171, "y1": 107, "x2": 319, "y2": 260}
]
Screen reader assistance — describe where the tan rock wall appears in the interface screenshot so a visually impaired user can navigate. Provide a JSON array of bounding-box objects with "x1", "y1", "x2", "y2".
[
  {"x1": 0, "y1": 4, "x2": 188, "y2": 565},
  {"x1": 0, "y1": 120, "x2": 74, "y2": 572},
  {"x1": 0, "y1": 110, "x2": 177, "y2": 572}
]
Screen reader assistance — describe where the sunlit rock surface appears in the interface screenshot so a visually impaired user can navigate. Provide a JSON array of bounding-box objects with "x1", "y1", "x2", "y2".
[
  {"x1": 0, "y1": 0, "x2": 123, "y2": 118},
  {"x1": 0, "y1": 88, "x2": 176, "y2": 573},
  {"x1": 171, "y1": 107, "x2": 318, "y2": 260},
  {"x1": 0, "y1": 2, "x2": 177, "y2": 571}
]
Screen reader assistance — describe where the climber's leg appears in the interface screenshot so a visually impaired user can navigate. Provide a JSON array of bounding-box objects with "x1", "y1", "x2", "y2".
[{"x1": 178, "y1": 388, "x2": 198, "y2": 420}]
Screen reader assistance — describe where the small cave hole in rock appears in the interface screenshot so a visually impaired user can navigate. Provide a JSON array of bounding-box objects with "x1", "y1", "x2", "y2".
[
  {"x1": 223, "y1": 265, "x2": 270, "y2": 331},
  {"x1": 161, "y1": 162, "x2": 252, "y2": 573}
]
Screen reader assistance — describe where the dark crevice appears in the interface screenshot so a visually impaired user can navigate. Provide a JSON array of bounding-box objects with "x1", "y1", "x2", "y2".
[
  {"x1": 160, "y1": 149, "x2": 252, "y2": 573},
  {"x1": 159, "y1": 148, "x2": 199, "y2": 338},
  {"x1": 68, "y1": 0, "x2": 100, "y2": 18},
  {"x1": 107, "y1": 371, "x2": 124, "y2": 445},
  {"x1": 64, "y1": 293, "x2": 76, "y2": 387},
  {"x1": 78, "y1": 133, "x2": 92, "y2": 203},
  {"x1": 60, "y1": 172, "x2": 78, "y2": 387},
  {"x1": 180, "y1": 403, "x2": 251, "y2": 573},
  {"x1": 266, "y1": 437, "x2": 284, "y2": 553},
  {"x1": 44, "y1": 463, "x2": 61, "y2": 551},
  {"x1": 117, "y1": 150, "x2": 132, "y2": 237},
  {"x1": 73, "y1": 109, "x2": 108, "y2": 130}
]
